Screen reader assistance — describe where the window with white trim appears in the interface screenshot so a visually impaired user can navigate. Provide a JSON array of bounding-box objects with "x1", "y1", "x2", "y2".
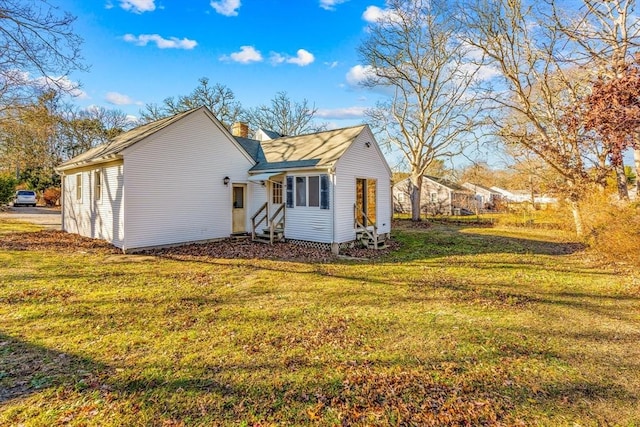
[
  {"x1": 272, "y1": 182, "x2": 283, "y2": 204},
  {"x1": 286, "y1": 174, "x2": 330, "y2": 209},
  {"x1": 295, "y1": 177, "x2": 306, "y2": 206},
  {"x1": 75, "y1": 173, "x2": 82, "y2": 202},
  {"x1": 94, "y1": 170, "x2": 102, "y2": 202}
]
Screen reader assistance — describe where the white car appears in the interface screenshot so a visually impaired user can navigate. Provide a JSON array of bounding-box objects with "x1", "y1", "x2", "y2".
[{"x1": 14, "y1": 190, "x2": 37, "y2": 207}]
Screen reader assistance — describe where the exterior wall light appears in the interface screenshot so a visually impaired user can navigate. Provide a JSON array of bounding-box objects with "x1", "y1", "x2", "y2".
[
  {"x1": 223, "y1": 176, "x2": 230, "y2": 186},
  {"x1": 365, "y1": 141, "x2": 371, "y2": 148}
]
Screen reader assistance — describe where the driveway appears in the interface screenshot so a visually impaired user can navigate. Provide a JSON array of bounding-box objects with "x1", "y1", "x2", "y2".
[{"x1": 0, "y1": 206, "x2": 61, "y2": 230}]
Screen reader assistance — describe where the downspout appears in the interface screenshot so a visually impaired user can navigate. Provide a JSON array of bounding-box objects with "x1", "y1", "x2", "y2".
[
  {"x1": 330, "y1": 167, "x2": 338, "y2": 255},
  {"x1": 60, "y1": 173, "x2": 65, "y2": 231}
]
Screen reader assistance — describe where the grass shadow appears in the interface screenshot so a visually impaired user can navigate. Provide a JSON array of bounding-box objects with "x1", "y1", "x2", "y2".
[{"x1": 0, "y1": 332, "x2": 107, "y2": 404}]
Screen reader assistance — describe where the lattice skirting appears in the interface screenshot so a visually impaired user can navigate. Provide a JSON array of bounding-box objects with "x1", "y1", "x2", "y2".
[
  {"x1": 285, "y1": 239, "x2": 360, "y2": 251},
  {"x1": 285, "y1": 239, "x2": 332, "y2": 250}
]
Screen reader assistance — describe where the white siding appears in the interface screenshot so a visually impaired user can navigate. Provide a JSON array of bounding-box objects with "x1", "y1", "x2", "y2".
[
  {"x1": 122, "y1": 109, "x2": 254, "y2": 251},
  {"x1": 249, "y1": 182, "x2": 268, "y2": 217},
  {"x1": 284, "y1": 172, "x2": 333, "y2": 243},
  {"x1": 392, "y1": 180, "x2": 412, "y2": 214},
  {"x1": 333, "y1": 129, "x2": 392, "y2": 243},
  {"x1": 61, "y1": 163, "x2": 125, "y2": 248}
]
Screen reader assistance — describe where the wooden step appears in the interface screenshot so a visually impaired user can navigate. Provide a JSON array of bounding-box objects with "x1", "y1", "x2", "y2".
[{"x1": 253, "y1": 232, "x2": 285, "y2": 244}]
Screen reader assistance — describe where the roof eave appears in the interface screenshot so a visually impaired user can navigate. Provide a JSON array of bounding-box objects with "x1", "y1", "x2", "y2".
[{"x1": 55, "y1": 154, "x2": 123, "y2": 174}]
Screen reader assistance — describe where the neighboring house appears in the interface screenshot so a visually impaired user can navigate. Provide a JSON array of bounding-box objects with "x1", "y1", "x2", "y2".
[
  {"x1": 55, "y1": 107, "x2": 392, "y2": 253},
  {"x1": 393, "y1": 176, "x2": 474, "y2": 215},
  {"x1": 490, "y1": 186, "x2": 517, "y2": 202},
  {"x1": 461, "y1": 182, "x2": 503, "y2": 211},
  {"x1": 491, "y1": 186, "x2": 558, "y2": 207}
]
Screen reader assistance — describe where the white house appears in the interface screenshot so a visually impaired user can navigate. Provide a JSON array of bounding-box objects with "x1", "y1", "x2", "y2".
[
  {"x1": 491, "y1": 186, "x2": 558, "y2": 207},
  {"x1": 393, "y1": 176, "x2": 474, "y2": 215},
  {"x1": 55, "y1": 107, "x2": 392, "y2": 253},
  {"x1": 461, "y1": 182, "x2": 503, "y2": 211}
]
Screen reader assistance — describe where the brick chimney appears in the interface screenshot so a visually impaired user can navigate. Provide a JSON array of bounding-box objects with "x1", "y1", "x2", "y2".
[{"x1": 231, "y1": 122, "x2": 249, "y2": 138}]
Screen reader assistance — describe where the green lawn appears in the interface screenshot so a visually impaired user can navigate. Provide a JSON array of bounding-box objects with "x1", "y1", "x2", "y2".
[{"x1": 1, "y1": 220, "x2": 638, "y2": 426}]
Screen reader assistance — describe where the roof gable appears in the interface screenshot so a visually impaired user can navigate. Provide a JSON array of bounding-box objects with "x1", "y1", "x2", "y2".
[
  {"x1": 56, "y1": 107, "x2": 256, "y2": 172},
  {"x1": 56, "y1": 108, "x2": 200, "y2": 171}
]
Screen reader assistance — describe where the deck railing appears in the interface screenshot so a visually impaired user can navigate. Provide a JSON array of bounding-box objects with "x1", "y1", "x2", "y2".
[{"x1": 251, "y1": 202, "x2": 268, "y2": 240}]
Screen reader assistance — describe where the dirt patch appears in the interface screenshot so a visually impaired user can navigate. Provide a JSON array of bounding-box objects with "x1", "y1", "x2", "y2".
[
  {"x1": 0, "y1": 230, "x2": 119, "y2": 254},
  {"x1": 1, "y1": 229, "x2": 397, "y2": 262},
  {"x1": 144, "y1": 239, "x2": 399, "y2": 263}
]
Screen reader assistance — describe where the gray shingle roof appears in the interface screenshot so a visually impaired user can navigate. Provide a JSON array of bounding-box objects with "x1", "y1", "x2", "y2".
[
  {"x1": 57, "y1": 107, "x2": 369, "y2": 175},
  {"x1": 247, "y1": 125, "x2": 367, "y2": 172},
  {"x1": 425, "y1": 175, "x2": 472, "y2": 193}
]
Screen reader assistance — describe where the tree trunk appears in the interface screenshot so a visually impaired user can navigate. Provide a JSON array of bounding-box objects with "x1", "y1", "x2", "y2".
[
  {"x1": 410, "y1": 174, "x2": 423, "y2": 221},
  {"x1": 569, "y1": 199, "x2": 584, "y2": 237},
  {"x1": 634, "y1": 148, "x2": 640, "y2": 195},
  {"x1": 614, "y1": 161, "x2": 629, "y2": 201}
]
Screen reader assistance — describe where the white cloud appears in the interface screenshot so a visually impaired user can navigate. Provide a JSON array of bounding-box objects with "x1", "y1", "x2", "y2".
[
  {"x1": 459, "y1": 43, "x2": 502, "y2": 82},
  {"x1": 362, "y1": 5, "x2": 399, "y2": 23},
  {"x1": 210, "y1": 0, "x2": 241, "y2": 16},
  {"x1": 269, "y1": 49, "x2": 315, "y2": 67},
  {"x1": 286, "y1": 49, "x2": 315, "y2": 66},
  {"x1": 105, "y1": 91, "x2": 142, "y2": 106},
  {"x1": 221, "y1": 45, "x2": 263, "y2": 63},
  {"x1": 316, "y1": 106, "x2": 367, "y2": 119},
  {"x1": 120, "y1": 0, "x2": 155, "y2": 13},
  {"x1": 123, "y1": 34, "x2": 197, "y2": 49},
  {"x1": 325, "y1": 61, "x2": 339, "y2": 69},
  {"x1": 34, "y1": 75, "x2": 88, "y2": 99},
  {"x1": 320, "y1": 0, "x2": 349, "y2": 11},
  {"x1": 346, "y1": 64, "x2": 375, "y2": 86},
  {"x1": 269, "y1": 52, "x2": 285, "y2": 65}
]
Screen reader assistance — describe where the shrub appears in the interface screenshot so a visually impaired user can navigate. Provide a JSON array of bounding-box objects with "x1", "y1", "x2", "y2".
[
  {"x1": 588, "y1": 200, "x2": 640, "y2": 266},
  {"x1": 43, "y1": 187, "x2": 61, "y2": 206},
  {"x1": 0, "y1": 175, "x2": 17, "y2": 205}
]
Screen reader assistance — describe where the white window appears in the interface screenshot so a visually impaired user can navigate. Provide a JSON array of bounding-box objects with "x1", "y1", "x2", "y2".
[
  {"x1": 287, "y1": 175, "x2": 330, "y2": 209},
  {"x1": 272, "y1": 182, "x2": 283, "y2": 204},
  {"x1": 308, "y1": 176, "x2": 320, "y2": 207},
  {"x1": 430, "y1": 192, "x2": 437, "y2": 203},
  {"x1": 295, "y1": 177, "x2": 306, "y2": 206},
  {"x1": 398, "y1": 192, "x2": 405, "y2": 203},
  {"x1": 94, "y1": 170, "x2": 102, "y2": 202},
  {"x1": 75, "y1": 174, "x2": 82, "y2": 202}
]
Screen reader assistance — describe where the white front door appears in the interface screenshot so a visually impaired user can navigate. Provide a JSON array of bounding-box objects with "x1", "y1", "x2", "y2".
[{"x1": 232, "y1": 184, "x2": 246, "y2": 233}]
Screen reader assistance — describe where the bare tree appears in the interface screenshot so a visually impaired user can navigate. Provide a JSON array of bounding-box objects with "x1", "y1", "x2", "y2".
[
  {"x1": 551, "y1": 0, "x2": 640, "y2": 197},
  {"x1": 0, "y1": 0, "x2": 84, "y2": 110},
  {"x1": 0, "y1": 90, "x2": 60, "y2": 187},
  {"x1": 138, "y1": 77, "x2": 242, "y2": 127},
  {"x1": 55, "y1": 105, "x2": 131, "y2": 160},
  {"x1": 241, "y1": 91, "x2": 326, "y2": 136},
  {"x1": 459, "y1": 0, "x2": 615, "y2": 236},
  {"x1": 359, "y1": 0, "x2": 484, "y2": 221}
]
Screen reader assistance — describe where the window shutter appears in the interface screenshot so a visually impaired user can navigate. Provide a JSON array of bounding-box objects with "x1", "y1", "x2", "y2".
[
  {"x1": 286, "y1": 176, "x2": 294, "y2": 208},
  {"x1": 320, "y1": 174, "x2": 330, "y2": 209}
]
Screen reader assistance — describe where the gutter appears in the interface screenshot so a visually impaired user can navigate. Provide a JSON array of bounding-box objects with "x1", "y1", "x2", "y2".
[{"x1": 55, "y1": 154, "x2": 122, "y2": 174}]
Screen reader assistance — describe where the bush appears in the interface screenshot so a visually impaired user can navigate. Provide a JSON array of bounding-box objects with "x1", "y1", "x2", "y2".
[
  {"x1": 588, "y1": 201, "x2": 640, "y2": 266},
  {"x1": 43, "y1": 187, "x2": 61, "y2": 207},
  {"x1": 0, "y1": 175, "x2": 17, "y2": 205}
]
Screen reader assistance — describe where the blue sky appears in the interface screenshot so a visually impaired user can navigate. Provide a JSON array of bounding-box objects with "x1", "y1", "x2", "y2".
[{"x1": 56, "y1": 0, "x2": 391, "y2": 129}]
